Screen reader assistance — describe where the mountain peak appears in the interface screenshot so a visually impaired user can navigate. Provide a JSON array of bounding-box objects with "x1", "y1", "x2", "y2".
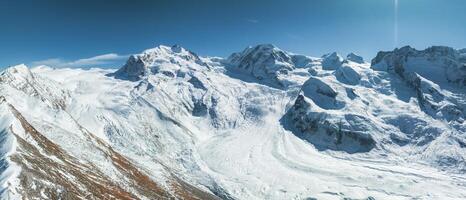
[
  {"x1": 248, "y1": 43, "x2": 276, "y2": 49},
  {"x1": 3, "y1": 64, "x2": 29, "y2": 73},
  {"x1": 170, "y1": 44, "x2": 183, "y2": 53},
  {"x1": 226, "y1": 44, "x2": 297, "y2": 87},
  {"x1": 321, "y1": 52, "x2": 343, "y2": 70},
  {"x1": 1, "y1": 64, "x2": 34, "y2": 81},
  {"x1": 227, "y1": 44, "x2": 284, "y2": 62},
  {"x1": 142, "y1": 44, "x2": 191, "y2": 55},
  {"x1": 346, "y1": 53, "x2": 364, "y2": 64},
  {"x1": 113, "y1": 45, "x2": 208, "y2": 81},
  {"x1": 371, "y1": 45, "x2": 465, "y2": 86}
]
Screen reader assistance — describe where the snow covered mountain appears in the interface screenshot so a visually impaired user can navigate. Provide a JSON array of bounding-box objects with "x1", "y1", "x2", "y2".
[{"x1": 0, "y1": 44, "x2": 465, "y2": 200}]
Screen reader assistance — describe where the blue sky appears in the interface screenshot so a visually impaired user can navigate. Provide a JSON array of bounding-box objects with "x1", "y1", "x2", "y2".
[{"x1": 1, "y1": 0, "x2": 465, "y2": 69}]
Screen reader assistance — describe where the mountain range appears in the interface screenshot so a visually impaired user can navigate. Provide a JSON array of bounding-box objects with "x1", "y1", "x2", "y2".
[{"x1": 0, "y1": 44, "x2": 465, "y2": 200}]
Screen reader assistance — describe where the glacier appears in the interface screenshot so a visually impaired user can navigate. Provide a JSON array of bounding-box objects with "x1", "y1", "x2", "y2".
[{"x1": 0, "y1": 44, "x2": 465, "y2": 200}]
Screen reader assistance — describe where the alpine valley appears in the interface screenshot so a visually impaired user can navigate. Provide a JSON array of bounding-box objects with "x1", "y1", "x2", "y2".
[{"x1": 0, "y1": 44, "x2": 465, "y2": 200}]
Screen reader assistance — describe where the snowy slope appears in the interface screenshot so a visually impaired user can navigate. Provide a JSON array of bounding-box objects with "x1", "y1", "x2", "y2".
[
  {"x1": 0, "y1": 44, "x2": 465, "y2": 200},
  {"x1": 0, "y1": 98, "x2": 21, "y2": 200}
]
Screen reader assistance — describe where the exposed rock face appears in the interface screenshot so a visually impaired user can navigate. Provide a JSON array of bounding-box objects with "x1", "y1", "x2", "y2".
[
  {"x1": 0, "y1": 85, "x2": 219, "y2": 199},
  {"x1": 282, "y1": 73, "x2": 378, "y2": 153},
  {"x1": 371, "y1": 46, "x2": 465, "y2": 122},
  {"x1": 284, "y1": 94, "x2": 376, "y2": 153},
  {"x1": 321, "y1": 52, "x2": 343, "y2": 70},
  {"x1": 115, "y1": 55, "x2": 148, "y2": 81},
  {"x1": 291, "y1": 54, "x2": 315, "y2": 68},
  {"x1": 346, "y1": 53, "x2": 364, "y2": 64},
  {"x1": 2, "y1": 102, "x2": 219, "y2": 200},
  {"x1": 300, "y1": 77, "x2": 344, "y2": 110},
  {"x1": 0, "y1": 64, "x2": 221, "y2": 199},
  {"x1": 371, "y1": 45, "x2": 466, "y2": 86},
  {"x1": 404, "y1": 72, "x2": 464, "y2": 122},
  {"x1": 335, "y1": 64, "x2": 361, "y2": 85}
]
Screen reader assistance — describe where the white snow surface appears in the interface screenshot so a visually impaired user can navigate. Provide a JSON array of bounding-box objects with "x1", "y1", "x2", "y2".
[
  {"x1": 0, "y1": 44, "x2": 465, "y2": 200},
  {"x1": 0, "y1": 100, "x2": 21, "y2": 200}
]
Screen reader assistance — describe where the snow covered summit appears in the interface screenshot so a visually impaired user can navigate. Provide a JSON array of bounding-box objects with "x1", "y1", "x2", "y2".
[
  {"x1": 321, "y1": 52, "x2": 343, "y2": 70},
  {"x1": 113, "y1": 44, "x2": 209, "y2": 81},
  {"x1": 372, "y1": 45, "x2": 466, "y2": 86},
  {"x1": 346, "y1": 53, "x2": 364, "y2": 64},
  {"x1": 226, "y1": 44, "x2": 315, "y2": 87}
]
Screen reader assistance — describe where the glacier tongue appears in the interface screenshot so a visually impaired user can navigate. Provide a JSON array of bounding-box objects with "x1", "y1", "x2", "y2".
[{"x1": 0, "y1": 44, "x2": 465, "y2": 199}]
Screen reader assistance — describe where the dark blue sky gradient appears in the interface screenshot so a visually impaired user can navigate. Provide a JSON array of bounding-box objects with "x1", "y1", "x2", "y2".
[{"x1": 1, "y1": 0, "x2": 465, "y2": 68}]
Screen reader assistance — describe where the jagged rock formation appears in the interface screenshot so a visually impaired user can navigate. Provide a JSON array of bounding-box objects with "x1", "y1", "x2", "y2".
[
  {"x1": 371, "y1": 46, "x2": 465, "y2": 122},
  {"x1": 346, "y1": 53, "x2": 365, "y2": 64},
  {"x1": 372, "y1": 45, "x2": 466, "y2": 86},
  {"x1": 284, "y1": 94, "x2": 376, "y2": 153},
  {"x1": 335, "y1": 64, "x2": 362, "y2": 85},
  {"x1": 321, "y1": 52, "x2": 343, "y2": 70}
]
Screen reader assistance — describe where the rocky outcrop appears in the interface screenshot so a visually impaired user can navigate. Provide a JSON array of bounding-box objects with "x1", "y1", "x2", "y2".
[
  {"x1": 300, "y1": 77, "x2": 345, "y2": 110},
  {"x1": 284, "y1": 94, "x2": 376, "y2": 153},
  {"x1": 335, "y1": 64, "x2": 361, "y2": 85},
  {"x1": 404, "y1": 72, "x2": 464, "y2": 122},
  {"x1": 346, "y1": 53, "x2": 364, "y2": 64},
  {"x1": 321, "y1": 52, "x2": 343, "y2": 70},
  {"x1": 371, "y1": 46, "x2": 465, "y2": 122},
  {"x1": 371, "y1": 45, "x2": 466, "y2": 86}
]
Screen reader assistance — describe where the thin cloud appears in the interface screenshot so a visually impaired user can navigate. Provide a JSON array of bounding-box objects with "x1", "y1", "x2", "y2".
[
  {"x1": 246, "y1": 19, "x2": 259, "y2": 24},
  {"x1": 31, "y1": 53, "x2": 130, "y2": 68}
]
